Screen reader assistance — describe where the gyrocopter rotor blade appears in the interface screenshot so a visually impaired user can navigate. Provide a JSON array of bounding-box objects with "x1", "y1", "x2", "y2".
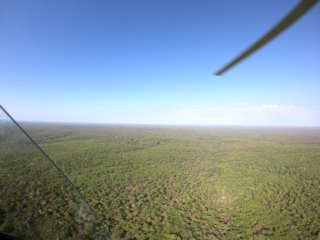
[{"x1": 215, "y1": 0, "x2": 319, "y2": 76}]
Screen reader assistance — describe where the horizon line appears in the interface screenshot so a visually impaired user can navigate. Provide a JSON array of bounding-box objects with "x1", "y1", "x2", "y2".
[{"x1": 8, "y1": 119, "x2": 320, "y2": 128}]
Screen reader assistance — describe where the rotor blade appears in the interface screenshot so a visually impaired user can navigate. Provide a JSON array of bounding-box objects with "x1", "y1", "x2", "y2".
[{"x1": 215, "y1": 0, "x2": 319, "y2": 76}]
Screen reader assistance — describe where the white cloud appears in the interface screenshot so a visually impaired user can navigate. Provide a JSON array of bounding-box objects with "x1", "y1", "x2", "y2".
[{"x1": 161, "y1": 104, "x2": 320, "y2": 126}]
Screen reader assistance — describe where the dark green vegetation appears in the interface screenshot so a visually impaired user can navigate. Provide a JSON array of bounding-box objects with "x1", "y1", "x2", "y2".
[
  {"x1": 0, "y1": 122, "x2": 106, "y2": 239},
  {"x1": 1, "y1": 123, "x2": 320, "y2": 239}
]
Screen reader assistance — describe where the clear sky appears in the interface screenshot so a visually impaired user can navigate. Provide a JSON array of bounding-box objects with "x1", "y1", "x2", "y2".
[{"x1": 1, "y1": 0, "x2": 320, "y2": 126}]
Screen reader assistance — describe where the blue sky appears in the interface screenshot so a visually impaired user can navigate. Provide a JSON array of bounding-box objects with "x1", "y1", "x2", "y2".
[{"x1": 1, "y1": 0, "x2": 320, "y2": 126}]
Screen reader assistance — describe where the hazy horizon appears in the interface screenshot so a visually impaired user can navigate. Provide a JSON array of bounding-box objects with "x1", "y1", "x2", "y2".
[{"x1": 9, "y1": 119, "x2": 320, "y2": 128}]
